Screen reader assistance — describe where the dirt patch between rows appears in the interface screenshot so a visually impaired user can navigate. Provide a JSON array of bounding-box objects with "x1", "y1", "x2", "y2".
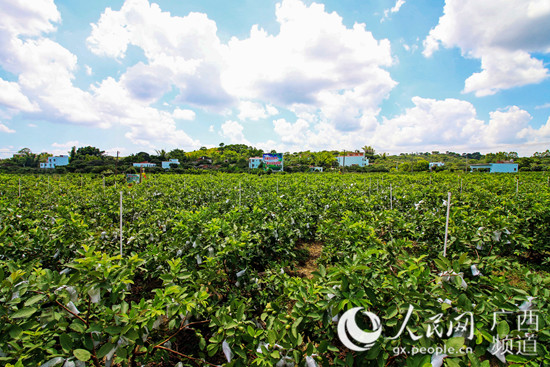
[{"x1": 296, "y1": 242, "x2": 323, "y2": 278}]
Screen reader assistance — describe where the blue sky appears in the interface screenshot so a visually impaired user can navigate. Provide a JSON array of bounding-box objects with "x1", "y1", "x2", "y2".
[{"x1": 0, "y1": 0, "x2": 549, "y2": 157}]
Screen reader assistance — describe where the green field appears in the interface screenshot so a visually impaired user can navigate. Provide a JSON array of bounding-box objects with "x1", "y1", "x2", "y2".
[{"x1": 1, "y1": 173, "x2": 549, "y2": 366}]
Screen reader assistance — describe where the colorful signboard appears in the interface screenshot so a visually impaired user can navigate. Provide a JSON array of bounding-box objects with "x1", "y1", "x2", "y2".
[
  {"x1": 126, "y1": 174, "x2": 141, "y2": 184},
  {"x1": 262, "y1": 153, "x2": 284, "y2": 171}
]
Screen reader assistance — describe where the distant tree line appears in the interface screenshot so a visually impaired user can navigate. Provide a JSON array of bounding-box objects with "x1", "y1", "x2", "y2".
[{"x1": 1, "y1": 145, "x2": 549, "y2": 174}]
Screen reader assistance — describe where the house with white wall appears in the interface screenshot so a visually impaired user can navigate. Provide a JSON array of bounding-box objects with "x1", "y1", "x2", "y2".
[
  {"x1": 336, "y1": 152, "x2": 368, "y2": 167},
  {"x1": 162, "y1": 159, "x2": 180, "y2": 169},
  {"x1": 429, "y1": 162, "x2": 445, "y2": 169},
  {"x1": 40, "y1": 155, "x2": 69, "y2": 169},
  {"x1": 249, "y1": 157, "x2": 263, "y2": 169},
  {"x1": 133, "y1": 162, "x2": 156, "y2": 168},
  {"x1": 470, "y1": 162, "x2": 518, "y2": 173}
]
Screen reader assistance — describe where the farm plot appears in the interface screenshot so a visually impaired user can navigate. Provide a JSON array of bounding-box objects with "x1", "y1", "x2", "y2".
[{"x1": 0, "y1": 172, "x2": 549, "y2": 366}]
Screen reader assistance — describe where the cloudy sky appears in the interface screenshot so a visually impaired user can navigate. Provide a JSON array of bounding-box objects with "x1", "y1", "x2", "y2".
[{"x1": 1, "y1": 0, "x2": 549, "y2": 157}]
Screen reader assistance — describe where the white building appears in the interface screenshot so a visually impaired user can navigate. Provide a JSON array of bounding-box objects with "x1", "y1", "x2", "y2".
[
  {"x1": 162, "y1": 159, "x2": 180, "y2": 169},
  {"x1": 133, "y1": 162, "x2": 156, "y2": 168},
  {"x1": 40, "y1": 155, "x2": 69, "y2": 169},
  {"x1": 470, "y1": 162, "x2": 518, "y2": 173},
  {"x1": 336, "y1": 152, "x2": 368, "y2": 167},
  {"x1": 429, "y1": 162, "x2": 445, "y2": 169},
  {"x1": 249, "y1": 157, "x2": 263, "y2": 169}
]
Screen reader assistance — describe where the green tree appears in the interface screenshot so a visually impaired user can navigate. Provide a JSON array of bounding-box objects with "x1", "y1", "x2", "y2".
[
  {"x1": 73, "y1": 146, "x2": 105, "y2": 161},
  {"x1": 70, "y1": 146, "x2": 77, "y2": 160},
  {"x1": 362, "y1": 145, "x2": 376, "y2": 159},
  {"x1": 154, "y1": 149, "x2": 168, "y2": 161},
  {"x1": 168, "y1": 149, "x2": 188, "y2": 162},
  {"x1": 413, "y1": 160, "x2": 429, "y2": 172}
]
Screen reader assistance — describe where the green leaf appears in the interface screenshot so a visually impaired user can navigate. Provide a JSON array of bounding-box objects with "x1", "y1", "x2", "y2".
[
  {"x1": 73, "y1": 349, "x2": 91, "y2": 362},
  {"x1": 124, "y1": 328, "x2": 139, "y2": 341},
  {"x1": 9, "y1": 325, "x2": 23, "y2": 339},
  {"x1": 434, "y1": 258, "x2": 448, "y2": 271},
  {"x1": 446, "y1": 358, "x2": 461, "y2": 367},
  {"x1": 506, "y1": 355, "x2": 530, "y2": 363},
  {"x1": 445, "y1": 337, "x2": 464, "y2": 353},
  {"x1": 98, "y1": 343, "x2": 115, "y2": 359},
  {"x1": 467, "y1": 352, "x2": 481, "y2": 367},
  {"x1": 236, "y1": 302, "x2": 245, "y2": 321},
  {"x1": 318, "y1": 264, "x2": 326, "y2": 277},
  {"x1": 478, "y1": 329, "x2": 493, "y2": 343},
  {"x1": 291, "y1": 317, "x2": 303, "y2": 339},
  {"x1": 70, "y1": 320, "x2": 86, "y2": 333},
  {"x1": 59, "y1": 333, "x2": 73, "y2": 352},
  {"x1": 11, "y1": 307, "x2": 37, "y2": 319},
  {"x1": 385, "y1": 305, "x2": 398, "y2": 319},
  {"x1": 105, "y1": 326, "x2": 122, "y2": 335},
  {"x1": 24, "y1": 294, "x2": 45, "y2": 307},
  {"x1": 267, "y1": 329, "x2": 276, "y2": 345},
  {"x1": 497, "y1": 321, "x2": 509, "y2": 338},
  {"x1": 207, "y1": 343, "x2": 219, "y2": 357}
]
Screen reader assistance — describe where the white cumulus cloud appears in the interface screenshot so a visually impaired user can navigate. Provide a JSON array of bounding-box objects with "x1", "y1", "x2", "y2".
[
  {"x1": 423, "y1": 0, "x2": 550, "y2": 96},
  {"x1": 373, "y1": 97, "x2": 486, "y2": 151},
  {"x1": 382, "y1": 0, "x2": 406, "y2": 22},
  {"x1": 238, "y1": 101, "x2": 279, "y2": 121},
  {"x1": 223, "y1": 0, "x2": 395, "y2": 116},
  {"x1": 87, "y1": 0, "x2": 233, "y2": 109},
  {"x1": 0, "y1": 122, "x2": 16, "y2": 133},
  {"x1": 220, "y1": 120, "x2": 250, "y2": 144},
  {"x1": 173, "y1": 108, "x2": 196, "y2": 121},
  {"x1": 0, "y1": 78, "x2": 39, "y2": 112},
  {"x1": 0, "y1": 0, "x2": 60, "y2": 37},
  {"x1": 85, "y1": 0, "x2": 396, "y2": 147},
  {"x1": 364, "y1": 97, "x2": 550, "y2": 155}
]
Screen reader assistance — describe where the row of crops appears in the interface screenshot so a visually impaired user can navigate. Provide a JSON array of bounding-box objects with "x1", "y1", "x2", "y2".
[{"x1": 0, "y1": 172, "x2": 549, "y2": 366}]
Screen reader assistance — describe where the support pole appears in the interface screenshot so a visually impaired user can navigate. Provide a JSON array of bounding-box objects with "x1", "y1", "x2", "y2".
[
  {"x1": 443, "y1": 192, "x2": 451, "y2": 257},
  {"x1": 115, "y1": 151, "x2": 119, "y2": 175},
  {"x1": 369, "y1": 177, "x2": 371, "y2": 197},
  {"x1": 119, "y1": 191, "x2": 123, "y2": 257},
  {"x1": 390, "y1": 184, "x2": 393, "y2": 210}
]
